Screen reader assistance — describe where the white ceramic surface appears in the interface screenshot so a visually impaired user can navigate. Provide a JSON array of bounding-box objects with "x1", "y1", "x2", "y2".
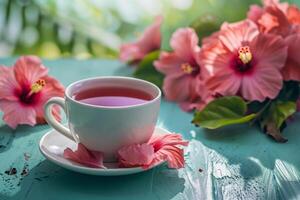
[
  {"x1": 39, "y1": 126, "x2": 168, "y2": 176},
  {"x1": 44, "y1": 76, "x2": 161, "y2": 161}
]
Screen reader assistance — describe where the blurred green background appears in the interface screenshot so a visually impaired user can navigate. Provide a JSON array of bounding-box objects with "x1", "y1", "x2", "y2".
[{"x1": 0, "y1": 0, "x2": 299, "y2": 59}]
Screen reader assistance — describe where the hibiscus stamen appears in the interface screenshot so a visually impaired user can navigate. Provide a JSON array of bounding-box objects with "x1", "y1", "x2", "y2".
[
  {"x1": 238, "y1": 46, "x2": 252, "y2": 64},
  {"x1": 181, "y1": 63, "x2": 194, "y2": 74},
  {"x1": 27, "y1": 79, "x2": 46, "y2": 98}
]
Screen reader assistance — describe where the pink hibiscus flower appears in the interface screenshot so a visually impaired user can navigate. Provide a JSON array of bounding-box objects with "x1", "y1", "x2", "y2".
[
  {"x1": 248, "y1": 0, "x2": 300, "y2": 25},
  {"x1": 247, "y1": 0, "x2": 297, "y2": 37},
  {"x1": 147, "y1": 133, "x2": 189, "y2": 169},
  {"x1": 154, "y1": 28, "x2": 212, "y2": 111},
  {"x1": 119, "y1": 16, "x2": 162, "y2": 63},
  {"x1": 247, "y1": 0, "x2": 300, "y2": 81},
  {"x1": 64, "y1": 143, "x2": 106, "y2": 168},
  {"x1": 118, "y1": 133, "x2": 189, "y2": 169},
  {"x1": 200, "y1": 20, "x2": 287, "y2": 101},
  {"x1": 0, "y1": 56, "x2": 65, "y2": 129}
]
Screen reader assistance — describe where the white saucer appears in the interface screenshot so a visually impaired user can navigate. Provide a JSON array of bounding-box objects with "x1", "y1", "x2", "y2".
[{"x1": 39, "y1": 126, "x2": 168, "y2": 176}]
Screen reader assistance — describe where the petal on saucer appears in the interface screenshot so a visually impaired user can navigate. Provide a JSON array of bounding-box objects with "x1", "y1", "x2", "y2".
[
  {"x1": 118, "y1": 143, "x2": 155, "y2": 168},
  {"x1": 155, "y1": 145, "x2": 186, "y2": 169},
  {"x1": 148, "y1": 133, "x2": 189, "y2": 169},
  {"x1": 63, "y1": 143, "x2": 106, "y2": 168},
  {"x1": 148, "y1": 133, "x2": 189, "y2": 148}
]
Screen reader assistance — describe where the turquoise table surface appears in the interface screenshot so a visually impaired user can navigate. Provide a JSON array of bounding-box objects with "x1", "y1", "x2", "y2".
[{"x1": 0, "y1": 58, "x2": 300, "y2": 200}]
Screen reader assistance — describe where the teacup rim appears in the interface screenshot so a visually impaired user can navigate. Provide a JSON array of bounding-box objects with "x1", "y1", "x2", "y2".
[{"x1": 65, "y1": 76, "x2": 161, "y2": 109}]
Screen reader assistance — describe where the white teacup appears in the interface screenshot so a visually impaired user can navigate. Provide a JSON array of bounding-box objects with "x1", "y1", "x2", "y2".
[{"x1": 44, "y1": 76, "x2": 161, "y2": 161}]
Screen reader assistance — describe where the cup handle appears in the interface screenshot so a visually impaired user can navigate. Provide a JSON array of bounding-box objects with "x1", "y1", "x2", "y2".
[{"x1": 44, "y1": 97, "x2": 76, "y2": 142}]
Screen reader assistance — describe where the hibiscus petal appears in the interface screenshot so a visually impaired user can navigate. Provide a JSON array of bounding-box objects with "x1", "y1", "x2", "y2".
[
  {"x1": 119, "y1": 16, "x2": 162, "y2": 62},
  {"x1": 13, "y1": 56, "x2": 48, "y2": 85},
  {"x1": 36, "y1": 105, "x2": 61, "y2": 124},
  {"x1": 119, "y1": 44, "x2": 144, "y2": 62},
  {"x1": 205, "y1": 68, "x2": 241, "y2": 97},
  {"x1": 0, "y1": 66, "x2": 20, "y2": 101},
  {"x1": 166, "y1": 74, "x2": 203, "y2": 112},
  {"x1": 258, "y1": 12, "x2": 280, "y2": 33},
  {"x1": 146, "y1": 133, "x2": 188, "y2": 169},
  {"x1": 170, "y1": 28, "x2": 199, "y2": 63},
  {"x1": 154, "y1": 52, "x2": 184, "y2": 75},
  {"x1": 34, "y1": 75, "x2": 65, "y2": 123},
  {"x1": 247, "y1": 5, "x2": 264, "y2": 22},
  {"x1": 163, "y1": 75, "x2": 191, "y2": 102},
  {"x1": 180, "y1": 76, "x2": 214, "y2": 112},
  {"x1": 118, "y1": 143, "x2": 155, "y2": 168},
  {"x1": 260, "y1": 6, "x2": 290, "y2": 36},
  {"x1": 63, "y1": 143, "x2": 106, "y2": 168},
  {"x1": 287, "y1": 5, "x2": 300, "y2": 24},
  {"x1": 241, "y1": 68, "x2": 283, "y2": 101},
  {"x1": 0, "y1": 100, "x2": 36, "y2": 129},
  {"x1": 251, "y1": 33, "x2": 287, "y2": 70},
  {"x1": 137, "y1": 16, "x2": 162, "y2": 53},
  {"x1": 148, "y1": 133, "x2": 189, "y2": 147},
  {"x1": 152, "y1": 146, "x2": 185, "y2": 169},
  {"x1": 282, "y1": 34, "x2": 300, "y2": 81},
  {"x1": 195, "y1": 80, "x2": 215, "y2": 109},
  {"x1": 202, "y1": 31, "x2": 221, "y2": 48},
  {"x1": 219, "y1": 20, "x2": 259, "y2": 52}
]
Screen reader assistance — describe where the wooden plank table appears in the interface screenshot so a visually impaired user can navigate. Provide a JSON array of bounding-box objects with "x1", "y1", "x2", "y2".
[{"x1": 0, "y1": 58, "x2": 300, "y2": 200}]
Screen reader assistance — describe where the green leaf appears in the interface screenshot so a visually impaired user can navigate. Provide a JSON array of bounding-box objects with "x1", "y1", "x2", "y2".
[
  {"x1": 269, "y1": 101, "x2": 296, "y2": 129},
  {"x1": 134, "y1": 51, "x2": 164, "y2": 88},
  {"x1": 260, "y1": 101, "x2": 296, "y2": 143},
  {"x1": 192, "y1": 96, "x2": 256, "y2": 129}
]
